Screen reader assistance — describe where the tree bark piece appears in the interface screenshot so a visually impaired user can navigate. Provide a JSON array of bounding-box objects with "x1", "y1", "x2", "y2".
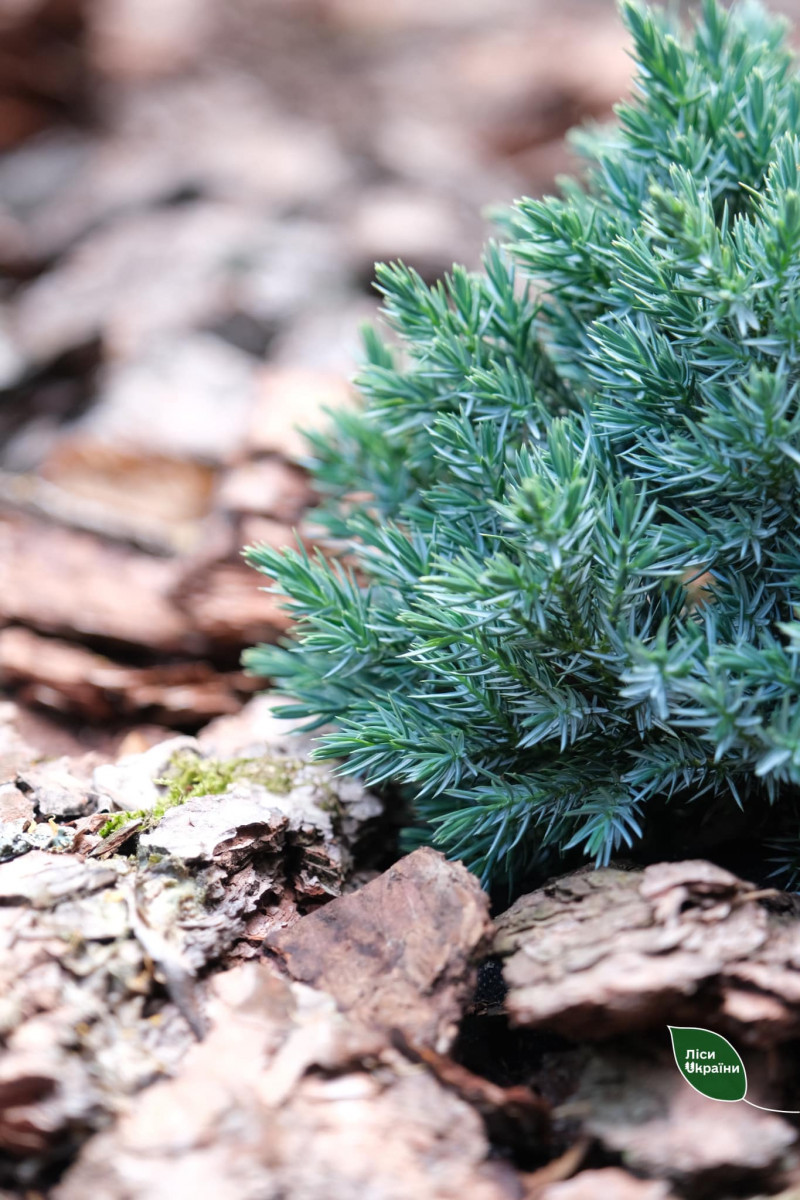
[
  {"x1": 0, "y1": 626, "x2": 253, "y2": 723},
  {"x1": 493, "y1": 862, "x2": 800, "y2": 1047},
  {"x1": 0, "y1": 708, "x2": 385, "y2": 1183},
  {"x1": 569, "y1": 1046, "x2": 797, "y2": 1192},
  {"x1": 536, "y1": 1168, "x2": 676, "y2": 1200},
  {"x1": 267, "y1": 846, "x2": 491, "y2": 1053},
  {"x1": 0, "y1": 513, "x2": 189, "y2": 653},
  {"x1": 15, "y1": 752, "x2": 101, "y2": 818},
  {"x1": 54, "y1": 960, "x2": 520, "y2": 1200}
]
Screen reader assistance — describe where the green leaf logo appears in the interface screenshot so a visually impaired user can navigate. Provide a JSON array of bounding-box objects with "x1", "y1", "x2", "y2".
[{"x1": 668, "y1": 1026, "x2": 747, "y2": 1102}]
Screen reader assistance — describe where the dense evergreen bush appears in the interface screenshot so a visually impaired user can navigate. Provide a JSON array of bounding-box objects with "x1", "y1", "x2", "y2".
[{"x1": 245, "y1": 0, "x2": 800, "y2": 887}]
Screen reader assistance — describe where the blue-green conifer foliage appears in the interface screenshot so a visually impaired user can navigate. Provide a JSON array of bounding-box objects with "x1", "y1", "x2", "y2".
[{"x1": 245, "y1": 0, "x2": 800, "y2": 886}]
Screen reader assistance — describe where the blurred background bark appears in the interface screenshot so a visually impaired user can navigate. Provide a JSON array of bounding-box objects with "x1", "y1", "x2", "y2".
[{"x1": 0, "y1": 0, "x2": 795, "y2": 754}]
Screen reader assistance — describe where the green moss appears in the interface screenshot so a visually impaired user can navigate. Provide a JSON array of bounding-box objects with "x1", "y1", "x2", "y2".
[
  {"x1": 159, "y1": 752, "x2": 300, "y2": 803},
  {"x1": 99, "y1": 811, "x2": 145, "y2": 839},
  {"x1": 99, "y1": 752, "x2": 303, "y2": 840}
]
